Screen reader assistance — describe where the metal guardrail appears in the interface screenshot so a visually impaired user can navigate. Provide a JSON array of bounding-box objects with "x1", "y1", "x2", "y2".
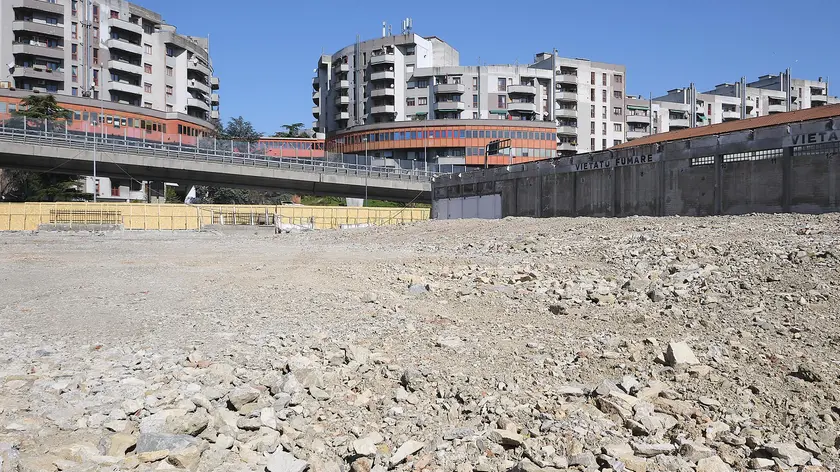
[{"x1": 0, "y1": 125, "x2": 436, "y2": 182}]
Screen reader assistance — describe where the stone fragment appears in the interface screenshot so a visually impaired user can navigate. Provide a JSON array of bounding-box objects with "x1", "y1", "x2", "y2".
[
  {"x1": 353, "y1": 432, "x2": 384, "y2": 457},
  {"x1": 135, "y1": 433, "x2": 199, "y2": 454},
  {"x1": 764, "y1": 443, "x2": 812, "y2": 466},
  {"x1": 487, "y1": 429, "x2": 524, "y2": 447},
  {"x1": 107, "y1": 433, "x2": 137, "y2": 457},
  {"x1": 664, "y1": 342, "x2": 699, "y2": 366},
  {"x1": 389, "y1": 440, "x2": 425, "y2": 466},
  {"x1": 632, "y1": 442, "x2": 675, "y2": 457},
  {"x1": 227, "y1": 386, "x2": 260, "y2": 410},
  {"x1": 167, "y1": 445, "x2": 201, "y2": 472},
  {"x1": 696, "y1": 456, "x2": 732, "y2": 472},
  {"x1": 266, "y1": 450, "x2": 309, "y2": 472},
  {"x1": 679, "y1": 442, "x2": 714, "y2": 463}
]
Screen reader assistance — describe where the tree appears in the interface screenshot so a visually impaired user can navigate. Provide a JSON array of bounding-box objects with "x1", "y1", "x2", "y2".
[
  {"x1": 221, "y1": 116, "x2": 261, "y2": 142},
  {"x1": 273, "y1": 123, "x2": 305, "y2": 138},
  {"x1": 15, "y1": 94, "x2": 72, "y2": 120}
]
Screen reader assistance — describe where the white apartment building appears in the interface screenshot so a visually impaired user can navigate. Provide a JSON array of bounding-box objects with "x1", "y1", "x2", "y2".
[{"x1": 0, "y1": 0, "x2": 220, "y2": 121}]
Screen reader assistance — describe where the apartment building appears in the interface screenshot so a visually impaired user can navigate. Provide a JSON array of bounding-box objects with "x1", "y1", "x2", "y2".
[
  {"x1": 649, "y1": 74, "x2": 838, "y2": 135},
  {"x1": 531, "y1": 54, "x2": 627, "y2": 156},
  {"x1": 313, "y1": 32, "x2": 627, "y2": 166},
  {"x1": 0, "y1": 0, "x2": 220, "y2": 121}
]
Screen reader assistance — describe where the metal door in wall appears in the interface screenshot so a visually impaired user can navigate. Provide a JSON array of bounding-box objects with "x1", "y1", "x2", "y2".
[{"x1": 433, "y1": 194, "x2": 501, "y2": 220}]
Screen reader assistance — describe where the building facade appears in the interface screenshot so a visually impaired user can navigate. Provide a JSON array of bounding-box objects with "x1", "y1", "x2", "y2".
[
  {"x1": 313, "y1": 34, "x2": 621, "y2": 167},
  {"x1": 0, "y1": 0, "x2": 220, "y2": 121},
  {"x1": 0, "y1": 0, "x2": 221, "y2": 202}
]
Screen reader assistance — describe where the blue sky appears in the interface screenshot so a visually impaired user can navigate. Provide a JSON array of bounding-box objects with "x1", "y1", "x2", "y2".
[{"x1": 139, "y1": 0, "x2": 839, "y2": 134}]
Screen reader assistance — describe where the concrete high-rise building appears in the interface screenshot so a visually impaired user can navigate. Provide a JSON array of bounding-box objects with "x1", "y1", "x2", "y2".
[
  {"x1": 0, "y1": 0, "x2": 220, "y2": 121},
  {"x1": 312, "y1": 32, "x2": 626, "y2": 167}
]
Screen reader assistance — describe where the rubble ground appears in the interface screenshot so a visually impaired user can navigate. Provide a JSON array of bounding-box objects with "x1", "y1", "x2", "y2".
[{"x1": 0, "y1": 214, "x2": 838, "y2": 472}]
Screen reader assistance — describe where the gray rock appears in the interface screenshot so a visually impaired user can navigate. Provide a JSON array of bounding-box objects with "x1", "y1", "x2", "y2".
[
  {"x1": 443, "y1": 427, "x2": 475, "y2": 440},
  {"x1": 679, "y1": 441, "x2": 714, "y2": 463},
  {"x1": 352, "y1": 432, "x2": 383, "y2": 457},
  {"x1": 389, "y1": 440, "x2": 425, "y2": 466},
  {"x1": 764, "y1": 443, "x2": 812, "y2": 466},
  {"x1": 696, "y1": 456, "x2": 732, "y2": 472},
  {"x1": 266, "y1": 450, "x2": 309, "y2": 472},
  {"x1": 487, "y1": 429, "x2": 524, "y2": 447},
  {"x1": 309, "y1": 386, "x2": 331, "y2": 401},
  {"x1": 569, "y1": 451, "x2": 597, "y2": 468},
  {"x1": 791, "y1": 364, "x2": 823, "y2": 383},
  {"x1": 664, "y1": 342, "x2": 700, "y2": 366},
  {"x1": 227, "y1": 386, "x2": 260, "y2": 410},
  {"x1": 166, "y1": 413, "x2": 209, "y2": 436},
  {"x1": 135, "y1": 433, "x2": 200, "y2": 454},
  {"x1": 632, "y1": 442, "x2": 676, "y2": 457}
]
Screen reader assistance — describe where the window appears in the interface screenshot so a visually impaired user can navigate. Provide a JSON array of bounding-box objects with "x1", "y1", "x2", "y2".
[
  {"x1": 71, "y1": 87, "x2": 78, "y2": 96},
  {"x1": 71, "y1": 44, "x2": 78, "y2": 60},
  {"x1": 92, "y1": 5, "x2": 99, "y2": 21},
  {"x1": 590, "y1": 89, "x2": 595, "y2": 101},
  {"x1": 166, "y1": 46, "x2": 174, "y2": 57},
  {"x1": 144, "y1": 63, "x2": 152, "y2": 74},
  {"x1": 72, "y1": 0, "x2": 77, "y2": 16},
  {"x1": 417, "y1": 79, "x2": 428, "y2": 88},
  {"x1": 614, "y1": 123, "x2": 622, "y2": 132},
  {"x1": 166, "y1": 104, "x2": 173, "y2": 112},
  {"x1": 602, "y1": 90, "x2": 607, "y2": 102},
  {"x1": 614, "y1": 139, "x2": 622, "y2": 146},
  {"x1": 92, "y1": 26, "x2": 98, "y2": 40},
  {"x1": 143, "y1": 23, "x2": 154, "y2": 34},
  {"x1": 166, "y1": 66, "x2": 173, "y2": 77},
  {"x1": 591, "y1": 137, "x2": 595, "y2": 149},
  {"x1": 602, "y1": 138, "x2": 607, "y2": 149},
  {"x1": 472, "y1": 77, "x2": 478, "y2": 88},
  {"x1": 92, "y1": 69, "x2": 99, "y2": 86},
  {"x1": 602, "y1": 123, "x2": 607, "y2": 134},
  {"x1": 602, "y1": 106, "x2": 607, "y2": 119},
  {"x1": 590, "y1": 105, "x2": 595, "y2": 118},
  {"x1": 144, "y1": 102, "x2": 152, "y2": 108},
  {"x1": 591, "y1": 72, "x2": 596, "y2": 84},
  {"x1": 144, "y1": 44, "x2": 152, "y2": 55},
  {"x1": 613, "y1": 107, "x2": 622, "y2": 115},
  {"x1": 473, "y1": 112, "x2": 478, "y2": 119},
  {"x1": 144, "y1": 83, "x2": 152, "y2": 93},
  {"x1": 165, "y1": 85, "x2": 173, "y2": 96},
  {"x1": 614, "y1": 91, "x2": 623, "y2": 99},
  {"x1": 614, "y1": 74, "x2": 623, "y2": 84},
  {"x1": 590, "y1": 122, "x2": 595, "y2": 134},
  {"x1": 110, "y1": 10, "x2": 119, "y2": 19},
  {"x1": 602, "y1": 73, "x2": 607, "y2": 86},
  {"x1": 418, "y1": 97, "x2": 427, "y2": 106},
  {"x1": 473, "y1": 94, "x2": 478, "y2": 108},
  {"x1": 71, "y1": 23, "x2": 78, "y2": 40},
  {"x1": 406, "y1": 97, "x2": 415, "y2": 106},
  {"x1": 71, "y1": 66, "x2": 78, "y2": 82},
  {"x1": 497, "y1": 78, "x2": 506, "y2": 90},
  {"x1": 93, "y1": 48, "x2": 98, "y2": 62},
  {"x1": 497, "y1": 95, "x2": 506, "y2": 108}
]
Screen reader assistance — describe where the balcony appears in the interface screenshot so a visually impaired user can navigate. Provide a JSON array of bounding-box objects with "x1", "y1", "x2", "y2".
[
  {"x1": 556, "y1": 108, "x2": 577, "y2": 118},
  {"x1": 312, "y1": 106, "x2": 320, "y2": 117},
  {"x1": 626, "y1": 113, "x2": 650, "y2": 123},
  {"x1": 811, "y1": 93, "x2": 827, "y2": 103},
  {"x1": 556, "y1": 74, "x2": 577, "y2": 84},
  {"x1": 107, "y1": 17, "x2": 143, "y2": 35},
  {"x1": 12, "y1": 66, "x2": 63, "y2": 82},
  {"x1": 436, "y1": 83, "x2": 466, "y2": 94},
  {"x1": 508, "y1": 84, "x2": 536, "y2": 95},
  {"x1": 12, "y1": 42, "x2": 64, "y2": 60},
  {"x1": 767, "y1": 103, "x2": 786, "y2": 113},
  {"x1": 12, "y1": 0, "x2": 64, "y2": 15},
  {"x1": 12, "y1": 20, "x2": 64, "y2": 37},
  {"x1": 188, "y1": 61, "x2": 211, "y2": 77},
  {"x1": 555, "y1": 91, "x2": 577, "y2": 101},
  {"x1": 558, "y1": 142, "x2": 577, "y2": 152},
  {"x1": 556, "y1": 125, "x2": 578, "y2": 135},
  {"x1": 370, "y1": 71, "x2": 395, "y2": 81},
  {"x1": 105, "y1": 38, "x2": 142, "y2": 56},
  {"x1": 188, "y1": 79, "x2": 210, "y2": 94},
  {"x1": 508, "y1": 102, "x2": 537, "y2": 113},
  {"x1": 107, "y1": 80, "x2": 142, "y2": 96},
  {"x1": 107, "y1": 59, "x2": 143, "y2": 76},
  {"x1": 187, "y1": 98, "x2": 210, "y2": 111},
  {"x1": 312, "y1": 90, "x2": 320, "y2": 103},
  {"x1": 211, "y1": 93, "x2": 219, "y2": 105},
  {"x1": 371, "y1": 105, "x2": 396, "y2": 115},
  {"x1": 335, "y1": 95, "x2": 350, "y2": 105},
  {"x1": 626, "y1": 129, "x2": 649, "y2": 140},
  {"x1": 312, "y1": 76, "x2": 319, "y2": 90},
  {"x1": 210, "y1": 110, "x2": 220, "y2": 120},
  {"x1": 336, "y1": 111, "x2": 350, "y2": 120},
  {"x1": 434, "y1": 101, "x2": 465, "y2": 112},
  {"x1": 370, "y1": 54, "x2": 395, "y2": 65},
  {"x1": 210, "y1": 76, "x2": 220, "y2": 90},
  {"x1": 337, "y1": 79, "x2": 350, "y2": 89},
  {"x1": 312, "y1": 121, "x2": 319, "y2": 130},
  {"x1": 338, "y1": 63, "x2": 350, "y2": 73},
  {"x1": 370, "y1": 88, "x2": 395, "y2": 97},
  {"x1": 721, "y1": 110, "x2": 740, "y2": 120},
  {"x1": 669, "y1": 117, "x2": 689, "y2": 128}
]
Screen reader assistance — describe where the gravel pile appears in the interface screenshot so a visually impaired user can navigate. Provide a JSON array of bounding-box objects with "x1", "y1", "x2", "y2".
[{"x1": 0, "y1": 214, "x2": 838, "y2": 472}]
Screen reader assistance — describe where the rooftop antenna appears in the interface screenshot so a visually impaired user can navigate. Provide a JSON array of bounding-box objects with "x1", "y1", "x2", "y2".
[
  {"x1": 402, "y1": 18, "x2": 413, "y2": 35},
  {"x1": 388, "y1": 24, "x2": 392, "y2": 36},
  {"x1": 382, "y1": 21, "x2": 386, "y2": 38}
]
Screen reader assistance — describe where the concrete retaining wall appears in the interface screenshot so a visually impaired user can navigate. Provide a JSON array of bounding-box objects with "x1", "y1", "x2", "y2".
[{"x1": 432, "y1": 116, "x2": 840, "y2": 219}]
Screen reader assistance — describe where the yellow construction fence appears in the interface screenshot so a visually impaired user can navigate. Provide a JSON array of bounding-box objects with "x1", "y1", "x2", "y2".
[{"x1": 0, "y1": 202, "x2": 430, "y2": 231}]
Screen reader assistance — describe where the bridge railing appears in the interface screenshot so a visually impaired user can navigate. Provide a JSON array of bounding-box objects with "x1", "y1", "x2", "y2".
[{"x1": 0, "y1": 118, "x2": 438, "y2": 181}]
